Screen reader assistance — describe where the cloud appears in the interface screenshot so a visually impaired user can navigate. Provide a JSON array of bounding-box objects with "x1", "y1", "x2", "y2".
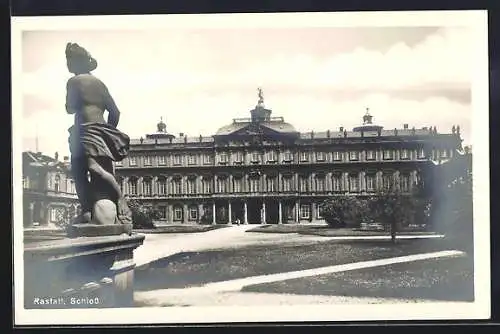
[{"x1": 19, "y1": 26, "x2": 474, "y2": 157}]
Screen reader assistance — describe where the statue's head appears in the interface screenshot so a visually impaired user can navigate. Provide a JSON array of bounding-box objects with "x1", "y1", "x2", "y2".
[{"x1": 65, "y1": 43, "x2": 98, "y2": 75}]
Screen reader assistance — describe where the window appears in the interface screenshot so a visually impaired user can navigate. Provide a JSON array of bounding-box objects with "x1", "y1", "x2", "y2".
[
  {"x1": 441, "y1": 149, "x2": 448, "y2": 158},
  {"x1": 172, "y1": 179, "x2": 182, "y2": 194},
  {"x1": 233, "y1": 177, "x2": 243, "y2": 192},
  {"x1": 315, "y1": 176, "x2": 325, "y2": 192},
  {"x1": 158, "y1": 178, "x2": 166, "y2": 195},
  {"x1": 349, "y1": 174, "x2": 359, "y2": 192},
  {"x1": 142, "y1": 179, "x2": 152, "y2": 196},
  {"x1": 249, "y1": 178, "x2": 260, "y2": 192},
  {"x1": 283, "y1": 151, "x2": 293, "y2": 162},
  {"x1": 251, "y1": 152, "x2": 260, "y2": 163},
  {"x1": 188, "y1": 154, "x2": 197, "y2": 165},
  {"x1": 49, "y1": 207, "x2": 59, "y2": 222},
  {"x1": 299, "y1": 176, "x2": 308, "y2": 192},
  {"x1": 158, "y1": 155, "x2": 166, "y2": 165},
  {"x1": 266, "y1": 177, "x2": 278, "y2": 192},
  {"x1": 400, "y1": 174, "x2": 410, "y2": 192},
  {"x1": 129, "y1": 156, "x2": 137, "y2": 166},
  {"x1": 54, "y1": 175, "x2": 60, "y2": 192},
  {"x1": 349, "y1": 151, "x2": 359, "y2": 161},
  {"x1": 366, "y1": 150, "x2": 376, "y2": 160},
  {"x1": 173, "y1": 207, "x2": 183, "y2": 221},
  {"x1": 187, "y1": 178, "x2": 196, "y2": 194},
  {"x1": 144, "y1": 156, "x2": 151, "y2": 166},
  {"x1": 316, "y1": 206, "x2": 323, "y2": 219},
  {"x1": 189, "y1": 207, "x2": 198, "y2": 221},
  {"x1": 203, "y1": 154, "x2": 212, "y2": 164},
  {"x1": 267, "y1": 151, "x2": 276, "y2": 162},
  {"x1": 69, "y1": 180, "x2": 75, "y2": 194},
  {"x1": 300, "y1": 204, "x2": 310, "y2": 219},
  {"x1": 128, "y1": 179, "x2": 137, "y2": 195},
  {"x1": 202, "y1": 178, "x2": 212, "y2": 193},
  {"x1": 333, "y1": 151, "x2": 342, "y2": 161},
  {"x1": 418, "y1": 148, "x2": 426, "y2": 159},
  {"x1": 383, "y1": 174, "x2": 393, "y2": 190},
  {"x1": 283, "y1": 176, "x2": 292, "y2": 192},
  {"x1": 300, "y1": 152, "x2": 309, "y2": 162},
  {"x1": 217, "y1": 177, "x2": 229, "y2": 193},
  {"x1": 332, "y1": 174, "x2": 342, "y2": 192},
  {"x1": 400, "y1": 149, "x2": 409, "y2": 160},
  {"x1": 383, "y1": 150, "x2": 394, "y2": 160},
  {"x1": 22, "y1": 176, "x2": 29, "y2": 189},
  {"x1": 157, "y1": 206, "x2": 167, "y2": 219},
  {"x1": 115, "y1": 160, "x2": 123, "y2": 166},
  {"x1": 234, "y1": 152, "x2": 244, "y2": 163},
  {"x1": 366, "y1": 174, "x2": 375, "y2": 191},
  {"x1": 316, "y1": 152, "x2": 325, "y2": 161},
  {"x1": 219, "y1": 152, "x2": 228, "y2": 164},
  {"x1": 173, "y1": 154, "x2": 182, "y2": 165}
]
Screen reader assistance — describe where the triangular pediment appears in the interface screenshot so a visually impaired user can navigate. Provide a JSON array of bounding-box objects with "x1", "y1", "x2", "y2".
[{"x1": 231, "y1": 123, "x2": 282, "y2": 137}]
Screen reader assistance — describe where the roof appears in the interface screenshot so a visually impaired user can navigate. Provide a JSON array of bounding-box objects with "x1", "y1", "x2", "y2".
[
  {"x1": 23, "y1": 151, "x2": 71, "y2": 171},
  {"x1": 215, "y1": 117, "x2": 298, "y2": 136},
  {"x1": 130, "y1": 136, "x2": 215, "y2": 146}
]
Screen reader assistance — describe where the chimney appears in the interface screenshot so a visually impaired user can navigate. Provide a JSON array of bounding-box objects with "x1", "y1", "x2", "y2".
[
  {"x1": 54, "y1": 152, "x2": 59, "y2": 161},
  {"x1": 339, "y1": 126, "x2": 344, "y2": 132},
  {"x1": 184, "y1": 136, "x2": 188, "y2": 143},
  {"x1": 140, "y1": 137, "x2": 144, "y2": 144},
  {"x1": 326, "y1": 130, "x2": 331, "y2": 138},
  {"x1": 403, "y1": 124, "x2": 408, "y2": 129},
  {"x1": 310, "y1": 130, "x2": 314, "y2": 139},
  {"x1": 199, "y1": 135, "x2": 203, "y2": 142}
]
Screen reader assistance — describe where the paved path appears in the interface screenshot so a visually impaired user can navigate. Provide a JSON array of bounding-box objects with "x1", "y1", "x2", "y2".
[{"x1": 133, "y1": 225, "x2": 444, "y2": 267}]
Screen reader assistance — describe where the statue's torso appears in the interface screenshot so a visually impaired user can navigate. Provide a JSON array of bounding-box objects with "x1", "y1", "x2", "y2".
[{"x1": 70, "y1": 74, "x2": 108, "y2": 125}]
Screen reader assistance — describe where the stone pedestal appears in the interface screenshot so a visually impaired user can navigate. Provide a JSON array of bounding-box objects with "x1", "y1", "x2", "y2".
[{"x1": 24, "y1": 233, "x2": 145, "y2": 309}]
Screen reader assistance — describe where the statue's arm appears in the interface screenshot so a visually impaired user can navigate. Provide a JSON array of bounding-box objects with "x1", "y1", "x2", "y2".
[
  {"x1": 105, "y1": 86, "x2": 121, "y2": 128},
  {"x1": 65, "y1": 77, "x2": 79, "y2": 114}
]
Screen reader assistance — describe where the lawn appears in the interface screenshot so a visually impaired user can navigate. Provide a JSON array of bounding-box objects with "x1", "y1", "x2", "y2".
[
  {"x1": 246, "y1": 224, "x2": 439, "y2": 237},
  {"x1": 135, "y1": 224, "x2": 230, "y2": 234},
  {"x1": 134, "y1": 238, "x2": 452, "y2": 291},
  {"x1": 242, "y1": 254, "x2": 474, "y2": 302}
]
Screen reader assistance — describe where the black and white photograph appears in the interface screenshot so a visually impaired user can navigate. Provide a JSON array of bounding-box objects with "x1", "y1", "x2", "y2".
[{"x1": 12, "y1": 10, "x2": 490, "y2": 325}]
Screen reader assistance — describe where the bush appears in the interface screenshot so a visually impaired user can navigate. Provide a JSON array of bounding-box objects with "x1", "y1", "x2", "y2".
[
  {"x1": 319, "y1": 196, "x2": 372, "y2": 228},
  {"x1": 127, "y1": 199, "x2": 157, "y2": 229}
]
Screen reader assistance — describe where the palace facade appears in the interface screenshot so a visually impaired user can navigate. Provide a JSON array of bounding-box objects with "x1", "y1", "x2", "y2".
[
  {"x1": 114, "y1": 94, "x2": 464, "y2": 225},
  {"x1": 22, "y1": 151, "x2": 79, "y2": 227}
]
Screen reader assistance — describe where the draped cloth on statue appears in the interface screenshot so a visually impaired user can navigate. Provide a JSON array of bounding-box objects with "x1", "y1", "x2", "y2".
[{"x1": 68, "y1": 122, "x2": 130, "y2": 160}]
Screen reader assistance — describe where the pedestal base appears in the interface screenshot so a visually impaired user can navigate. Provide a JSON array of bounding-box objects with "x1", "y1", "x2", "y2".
[{"x1": 67, "y1": 224, "x2": 133, "y2": 238}]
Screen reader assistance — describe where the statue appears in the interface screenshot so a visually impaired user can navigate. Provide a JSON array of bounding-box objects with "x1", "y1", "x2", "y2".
[
  {"x1": 65, "y1": 43, "x2": 132, "y2": 229},
  {"x1": 257, "y1": 87, "x2": 264, "y2": 105}
]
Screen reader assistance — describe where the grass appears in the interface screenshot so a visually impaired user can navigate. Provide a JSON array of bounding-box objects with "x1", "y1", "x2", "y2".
[
  {"x1": 134, "y1": 224, "x2": 230, "y2": 234},
  {"x1": 242, "y1": 255, "x2": 474, "y2": 302},
  {"x1": 134, "y1": 238, "x2": 453, "y2": 291},
  {"x1": 246, "y1": 224, "x2": 439, "y2": 237}
]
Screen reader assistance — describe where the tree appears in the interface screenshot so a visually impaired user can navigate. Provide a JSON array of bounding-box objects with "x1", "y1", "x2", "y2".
[{"x1": 127, "y1": 198, "x2": 157, "y2": 229}]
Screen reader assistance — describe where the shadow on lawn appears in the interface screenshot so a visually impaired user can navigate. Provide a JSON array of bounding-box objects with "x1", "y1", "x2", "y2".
[{"x1": 133, "y1": 238, "x2": 465, "y2": 292}]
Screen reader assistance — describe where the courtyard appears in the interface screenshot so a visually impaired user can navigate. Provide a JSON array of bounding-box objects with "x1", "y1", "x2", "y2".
[{"x1": 132, "y1": 225, "x2": 474, "y2": 307}]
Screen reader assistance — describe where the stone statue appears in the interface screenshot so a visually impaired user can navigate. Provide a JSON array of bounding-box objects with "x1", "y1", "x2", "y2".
[
  {"x1": 257, "y1": 87, "x2": 264, "y2": 105},
  {"x1": 65, "y1": 42, "x2": 132, "y2": 229}
]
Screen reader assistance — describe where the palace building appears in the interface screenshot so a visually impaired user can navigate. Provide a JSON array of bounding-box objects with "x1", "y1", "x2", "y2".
[{"x1": 114, "y1": 91, "x2": 464, "y2": 225}]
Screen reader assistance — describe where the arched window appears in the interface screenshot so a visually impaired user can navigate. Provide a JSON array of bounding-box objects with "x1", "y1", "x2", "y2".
[{"x1": 54, "y1": 175, "x2": 60, "y2": 192}]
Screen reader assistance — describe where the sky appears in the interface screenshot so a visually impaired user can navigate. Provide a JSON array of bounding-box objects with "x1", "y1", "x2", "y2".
[{"x1": 20, "y1": 25, "x2": 474, "y2": 158}]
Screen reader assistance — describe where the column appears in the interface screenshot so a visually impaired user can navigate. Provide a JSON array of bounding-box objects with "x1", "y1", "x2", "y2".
[
  {"x1": 168, "y1": 204, "x2": 173, "y2": 223},
  {"x1": 152, "y1": 176, "x2": 158, "y2": 196},
  {"x1": 262, "y1": 201, "x2": 266, "y2": 224},
  {"x1": 212, "y1": 202, "x2": 216, "y2": 225},
  {"x1": 28, "y1": 202, "x2": 35, "y2": 227},
  {"x1": 311, "y1": 202, "x2": 317, "y2": 222},
  {"x1": 183, "y1": 203, "x2": 189, "y2": 224},
  {"x1": 198, "y1": 203, "x2": 204, "y2": 223},
  {"x1": 243, "y1": 201, "x2": 248, "y2": 224},
  {"x1": 295, "y1": 199, "x2": 300, "y2": 223},
  {"x1": 122, "y1": 177, "x2": 128, "y2": 195},
  {"x1": 278, "y1": 200, "x2": 283, "y2": 224},
  {"x1": 138, "y1": 176, "x2": 143, "y2": 196},
  {"x1": 228, "y1": 201, "x2": 232, "y2": 224},
  {"x1": 360, "y1": 171, "x2": 366, "y2": 192}
]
